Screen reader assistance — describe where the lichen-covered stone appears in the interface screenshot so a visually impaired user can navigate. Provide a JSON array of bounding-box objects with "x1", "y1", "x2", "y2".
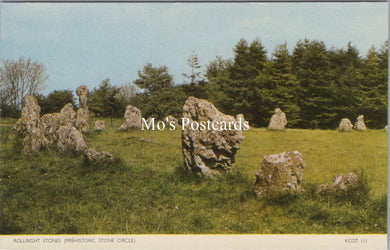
[
  {"x1": 57, "y1": 126, "x2": 87, "y2": 152},
  {"x1": 119, "y1": 105, "x2": 142, "y2": 130},
  {"x1": 181, "y1": 97, "x2": 244, "y2": 177},
  {"x1": 9, "y1": 96, "x2": 48, "y2": 154},
  {"x1": 76, "y1": 85, "x2": 89, "y2": 109},
  {"x1": 338, "y1": 118, "x2": 353, "y2": 132},
  {"x1": 41, "y1": 113, "x2": 62, "y2": 144},
  {"x1": 84, "y1": 148, "x2": 114, "y2": 163},
  {"x1": 268, "y1": 108, "x2": 287, "y2": 130},
  {"x1": 75, "y1": 108, "x2": 89, "y2": 133},
  {"x1": 316, "y1": 173, "x2": 358, "y2": 195},
  {"x1": 354, "y1": 115, "x2": 367, "y2": 131},
  {"x1": 60, "y1": 103, "x2": 76, "y2": 126},
  {"x1": 94, "y1": 120, "x2": 105, "y2": 132},
  {"x1": 254, "y1": 151, "x2": 305, "y2": 198}
]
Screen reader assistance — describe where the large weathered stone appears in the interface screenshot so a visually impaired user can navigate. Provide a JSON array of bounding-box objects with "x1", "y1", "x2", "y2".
[
  {"x1": 9, "y1": 96, "x2": 48, "y2": 154},
  {"x1": 181, "y1": 97, "x2": 244, "y2": 177},
  {"x1": 164, "y1": 115, "x2": 178, "y2": 127},
  {"x1": 56, "y1": 126, "x2": 87, "y2": 152},
  {"x1": 76, "y1": 85, "x2": 89, "y2": 109},
  {"x1": 338, "y1": 118, "x2": 353, "y2": 132},
  {"x1": 41, "y1": 113, "x2": 62, "y2": 144},
  {"x1": 354, "y1": 115, "x2": 367, "y2": 131},
  {"x1": 316, "y1": 172, "x2": 358, "y2": 195},
  {"x1": 254, "y1": 151, "x2": 305, "y2": 198},
  {"x1": 94, "y1": 120, "x2": 105, "y2": 132},
  {"x1": 119, "y1": 105, "x2": 142, "y2": 130},
  {"x1": 75, "y1": 108, "x2": 89, "y2": 133},
  {"x1": 60, "y1": 103, "x2": 76, "y2": 126},
  {"x1": 268, "y1": 108, "x2": 287, "y2": 130},
  {"x1": 84, "y1": 148, "x2": 114, "y2": 163}
]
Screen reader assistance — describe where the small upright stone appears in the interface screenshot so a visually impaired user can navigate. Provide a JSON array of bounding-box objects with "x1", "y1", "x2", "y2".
[
  {"x1": 316, "y1": 173, "x2": 358, "y2": 195},
  {"x1": 385, "y1": 125, "x2": 388, "y2": 132},
  {"x1": 119, "y1": 105, "x2": 142, "y2": 130},
  {"x1": 164, "y1": 115, "x2": 178, "y2": 127},
  {"x1": 338, "y1": 118, "x2": 353, "y2": 132},
  {"x1": 181, "y1": 97, "x2": 244, "y2": 177},
  {"x1": 354, "y1": 115, "x2": 367, "y2": 131},
  {"x1": 236, "y1": 114, "x2": 246, "y2": 124},
  {"x1": 268, "y1": 108, "x2": 287, "y2": 130},
  {"x1": 94, "y1": 120, "x2": 105, "y2": 132},
  {"x1": 254, "y1": 151, "x2": 305, "y2": 198}
]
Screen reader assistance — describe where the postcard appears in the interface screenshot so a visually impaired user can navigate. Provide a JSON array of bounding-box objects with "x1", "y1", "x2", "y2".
[{"x1": 0, "y1": 1, "x2": 387, "y2": 249}]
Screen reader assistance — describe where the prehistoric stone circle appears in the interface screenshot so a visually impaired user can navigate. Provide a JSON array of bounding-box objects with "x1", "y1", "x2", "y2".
[
  {"x1": 75, "y1": 85, "x2": 89, "y2": 133},
  {"x1": 354, "y1": 115, "x2": 367, "y2": 131},
  {"x1": 164, "y1": 115, "x2": 178, "y2": 127},
  {"x1": 75, "y1": 108, "x2": 89, "y2": 133},
  {"x1": 119, "y1": 105, "x2": 142, "y2": 130},
  {"x1": 8, "y1": 96, "x2": 48, "y2": 154},
  {"x1": 181, "y1": 96, "x2": 244, "y2": 177},
  {"x1": 94, "y1": 120, "x2": 105, "y2": 132},
  {"x1": 84, "y1": 148, "x2": 114, "y2": 163},
  {"x1": 268, "y1": 108, "x2": 287, "y2": 130},
  {"x1": 76, "y1": 85, "x2": 89, "y2": 109},
  {"x1": 338, "y1": 118, "x2": 353, "y2": 132},
  {"x1": 254, "y1": 151, "x2": 305, "y2": 198},
  {"x1": 316, "y1": 172, "x2": 358, "y2": 195}
]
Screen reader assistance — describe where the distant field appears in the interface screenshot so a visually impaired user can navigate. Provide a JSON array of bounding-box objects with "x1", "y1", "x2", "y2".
[{"x1": 0, "y1": 118, "x2": 387, "y2": 234}]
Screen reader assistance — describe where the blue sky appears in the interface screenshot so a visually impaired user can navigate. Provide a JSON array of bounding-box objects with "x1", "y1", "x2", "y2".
[{"x1": 1, "y1": 2, "x2": 388, "y2": 95}]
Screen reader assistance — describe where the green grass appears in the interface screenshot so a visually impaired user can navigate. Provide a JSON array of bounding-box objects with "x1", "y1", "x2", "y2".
[{"x1": 0, "y1": 118, "x2": 387, "y2": 234}]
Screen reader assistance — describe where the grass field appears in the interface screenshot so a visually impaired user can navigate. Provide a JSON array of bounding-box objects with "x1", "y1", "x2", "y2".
[{"x1": 0, "y1": 117, "x2": 387, "y2": 234}]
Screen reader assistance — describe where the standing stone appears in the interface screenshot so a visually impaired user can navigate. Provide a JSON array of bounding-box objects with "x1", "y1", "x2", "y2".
[
  {"x1": 60, "y1": 103, "x2": 76, "y2": 126},
  {"x1": 316, "y1": 173, "x2": 358, "y2": 195},
  {"x1": 75, "y1": 108, "x2": 89, "y2": 133},
  {"x1": 8, "y1": 96, "x2": 48, "y2": 154},
  {"x1": 254, "y1": 151, "x2": 305, "y2": 198},
  {"x1": 94, "y1": 120, "x2": 105, "y2": 132},
  {"x1": 76, "y1": 85, "x2": 89, "y2": 109},
  {"x1": 164, "y1": 115, "x2": 178, "y2": 127},
  {"x1": 268, "y1": 108, "x2": 287, "y2": 130},
  {"x1": 354, "y1": 115, "x2": 367, "y2": 131},
  {"x1": 84, "y1": 148, "x2": 114, "y2": 163},
  {"x1": 338, "y1": 118, "x2": 353, "y2": 132},
  {"x1": 57, "y1": 126, "x2": 87, "y2": 152},
  {"x1": 181, "y1": 97, "x2": 244, "y2": 177},
  {"x1": 385, "y1": 125, "x2": 388, "y2": 132},
  {"x1": 75, "y1": 85, "x2": 89, "y2": 133},
  {"x1": 41, "y1": 113, "x2": 62, "y2": 144},
  {"x1": 119, "y1": 105, "x2": 142, "y2": 130},
  {"x1": 236, "y1": 114, "x2": 246, "y2": 123}
]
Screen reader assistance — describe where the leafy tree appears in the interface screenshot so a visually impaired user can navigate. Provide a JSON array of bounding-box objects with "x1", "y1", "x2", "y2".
[
  {"x1": 132, "y1": 64, "x2": 186, "y2": 119},
  {"x1": 38, "y1": 89, "x2": 75, "y2": 114},
  {"x1": 89, "y1": 78, "x2": 123, "y2": 117}
]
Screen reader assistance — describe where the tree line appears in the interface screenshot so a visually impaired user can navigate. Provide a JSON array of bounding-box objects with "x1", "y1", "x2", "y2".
[{"x1": 1, "y1": 38, "x2": 387, "y2": 129}]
